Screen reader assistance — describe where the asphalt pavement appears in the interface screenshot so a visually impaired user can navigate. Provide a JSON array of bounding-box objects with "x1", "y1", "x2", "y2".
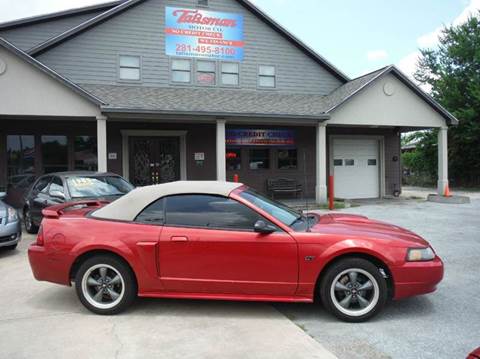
[
  {"x1": 1, "y1": 188, "x2": 478, "y2": 358},
  {"x1": 276, "y1": 188, "x2": 480, "y2": 359},
  {"x1": 0, "y1": 233, "x2": 336, "y2": 359}
]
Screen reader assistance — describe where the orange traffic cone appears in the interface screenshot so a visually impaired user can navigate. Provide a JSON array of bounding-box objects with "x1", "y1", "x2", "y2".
[{"x1": 444, "y1": 184, "x2": 451, "y2": 197}]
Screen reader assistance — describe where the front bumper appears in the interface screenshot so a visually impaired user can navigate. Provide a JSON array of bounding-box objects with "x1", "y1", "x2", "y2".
[
  {"x1": 391, "y1": 256, "x2": 444, "y2": 300},
  {"x1": 0, "y1": 220, "x2": 21, "y2": 247}
]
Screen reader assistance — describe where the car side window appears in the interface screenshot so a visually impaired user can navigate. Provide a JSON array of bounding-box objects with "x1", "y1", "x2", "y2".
[
  {"x1": 33, "y1": 177, "x2": 51, "y2": 194},
  {"x1": 135, "y1": 198, "x2": 165, "y2": 225},
  {"x1": 49, "y1": 176, "x2": 64, "y2": 195},
  {"x1": 164, "y1": 194, "x2": 270, "y2": 231}
]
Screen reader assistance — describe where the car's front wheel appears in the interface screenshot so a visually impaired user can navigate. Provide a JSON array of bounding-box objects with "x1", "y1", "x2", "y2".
[
  {"x1": 75, "y1": 255, "x2": 137, "y2": 315},
  {"x1": 320, "y1": 258, "x2": 387, "y2": 322},
  {"x1": 24, "y1": 208, "x2": 38, "y2": 234}
]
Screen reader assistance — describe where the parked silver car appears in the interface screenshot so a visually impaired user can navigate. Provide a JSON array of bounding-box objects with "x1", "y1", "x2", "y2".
[{"x1": 0, "y1": 192, "x2": 21, "y2": 250}]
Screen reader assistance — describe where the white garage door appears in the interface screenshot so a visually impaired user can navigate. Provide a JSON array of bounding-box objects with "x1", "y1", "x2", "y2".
[{"x1": 333, "y1": 138, "x2": 380, "y2": 199}]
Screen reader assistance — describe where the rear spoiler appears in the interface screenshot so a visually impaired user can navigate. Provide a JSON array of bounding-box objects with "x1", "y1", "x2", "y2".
[{"x1": 42, "y1": 201, "x2": 109, "y2": 219}]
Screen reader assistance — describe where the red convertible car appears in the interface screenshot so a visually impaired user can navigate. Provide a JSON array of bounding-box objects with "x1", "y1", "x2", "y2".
[{"x1": 28, "y1": 181, "x2": 443, "y2": 322}]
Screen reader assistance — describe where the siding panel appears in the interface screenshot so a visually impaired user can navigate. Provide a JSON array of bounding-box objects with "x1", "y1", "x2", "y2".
[
  {"x1": 0, "y1": 11, "x2": 106, "y2": 51},
  {"x1": 37, "y1": 0, "x2": 342, "y2": 94}
]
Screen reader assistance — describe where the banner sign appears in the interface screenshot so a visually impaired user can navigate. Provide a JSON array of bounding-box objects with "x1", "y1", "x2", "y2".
[
  {"x1": 226, "y1": 129, "x2": 295, "y2": 147},
  {"x1": 165, "y1": 7, "x2": 244, "y2": 61}
]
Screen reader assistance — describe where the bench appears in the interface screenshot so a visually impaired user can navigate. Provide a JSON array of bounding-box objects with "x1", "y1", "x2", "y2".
[{"x1": 267, "y1": 178, "x2": 303, "y2": 199}]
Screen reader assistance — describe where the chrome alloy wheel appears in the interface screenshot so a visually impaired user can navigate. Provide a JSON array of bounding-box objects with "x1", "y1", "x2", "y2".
[
  {"x1": 81, "y1": 264, "x2": 125, "y2": 310},
  {"x1": 330, "y1": 268, "x2": 380, "y2": 317}
]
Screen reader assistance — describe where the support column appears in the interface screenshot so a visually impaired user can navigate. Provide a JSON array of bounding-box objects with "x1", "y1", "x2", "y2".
[
  {"x1": 316, "y1": 122, "x2": 328, "y2": 204},
  {"x1": 437, "y1": 127, "x2": 449, "y2": 196},
  {"x1": 97, "y1": 115, "x2": 108, "y2": 173},
  {"x1": 216, "y1": 120, "x2": 226, "y2": 181}
]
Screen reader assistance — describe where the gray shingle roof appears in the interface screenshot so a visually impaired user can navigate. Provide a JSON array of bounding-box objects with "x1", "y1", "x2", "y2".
[
  {"x1": 81, "y1": 84, "x2": 330, "y2": 119},
  {"x1": 79, "y1": 63, "x2": 459, "y2": 126},
  {"x1": 321, "y1": 66, "x2": 389, "y2": 112}
]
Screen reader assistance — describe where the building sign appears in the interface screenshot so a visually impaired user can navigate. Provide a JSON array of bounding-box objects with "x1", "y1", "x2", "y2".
[
  {"x1": 226, "y1": 129, "x2": 295, "y2": 147},
  {"x1": 165, "y1": 7, "x2": 244, "y2": 61}
]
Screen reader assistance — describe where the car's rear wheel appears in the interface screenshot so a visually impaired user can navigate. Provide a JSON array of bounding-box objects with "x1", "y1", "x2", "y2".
[
  {"x1": 24, "y1": 208, "x2": 38, "y2": 234},
  {"x1": 320, "y1": 258, "x2": 387, "y2": 322},
  {"x1": 75, "y1": 255, "x2": 137, "y2": 315}
]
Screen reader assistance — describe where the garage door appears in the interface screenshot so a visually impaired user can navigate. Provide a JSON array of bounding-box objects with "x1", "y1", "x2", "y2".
[{"x1": 332, "y1": 138, "x2": 380, "y2": 199}]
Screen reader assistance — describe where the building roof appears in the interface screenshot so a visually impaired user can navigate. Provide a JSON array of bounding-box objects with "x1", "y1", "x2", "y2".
[
  {"x1": 322, "y1": 67, "x2": 389, "y2": 112},
  {"x1": 82, "y1": 84, "x2": 330, "y2": 120},
  {"x1": 0, "y1": 1, "x2": 125, "y2": 30},
  {"x1": 324, "y1": 65, "x2": 459, "y2": 125},
  {"x1": 0, "y1": 37, "x2": 104, "y2": 106},
  {"x1": 26, "y1": 0, "x2": 349, "y2": 82},
  {"x1": 81, "y1": 65, "x2": 459, "y2": 126},
  {"x1": 92, "y1": 181, "x2": 243, "y2": 221}
]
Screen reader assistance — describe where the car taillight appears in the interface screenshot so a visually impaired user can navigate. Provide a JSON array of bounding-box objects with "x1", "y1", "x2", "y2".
[{"x1": 36, "y1": 225, "x2": 44, "y2": 246}]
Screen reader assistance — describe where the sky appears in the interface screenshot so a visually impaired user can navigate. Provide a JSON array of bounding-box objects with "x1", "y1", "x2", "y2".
[{"x1": 0, "y1": 0, "x2": 478, "y2": 80}]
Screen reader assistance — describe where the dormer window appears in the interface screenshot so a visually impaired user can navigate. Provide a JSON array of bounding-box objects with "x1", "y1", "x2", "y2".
[
  {"x1": 220, "y1": 62, "x2": 240, "y2": 86},
  {"x1": 171, "y1": 58, "x2": 192, "y2": 83},
  {"x1": 119, "y1": 55, "x2": 141, "y2": 81},
  {"x1": 258, "y1": 65, "x2": 276, "y2": 88}
]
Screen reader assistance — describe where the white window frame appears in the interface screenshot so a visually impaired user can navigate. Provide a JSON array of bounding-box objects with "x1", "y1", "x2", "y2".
[
  {"x1": 118, "y1": 54, "x2": 142, "y2": 82},
  {"x1": 195, "y1": 60, "x2": 217, "y2": 87},
  {"x1": 257, "y1": 64, "x2": 276, "y2": 89},
  {"x1": 220, "y1": 61, "x2": 240, "y2": 87},
  {"x1": 170, "y1": 57, "x2": 193, "y2": 85}
]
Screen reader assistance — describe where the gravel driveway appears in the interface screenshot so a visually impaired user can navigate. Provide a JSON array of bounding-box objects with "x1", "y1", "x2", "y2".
[{"x1": 277, "y1": 189, "x2": 480, "y2": 359}]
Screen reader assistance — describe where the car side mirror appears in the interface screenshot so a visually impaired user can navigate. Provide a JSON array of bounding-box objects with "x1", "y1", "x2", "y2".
[
  {"x1": 0, "y1": 192, "x2": 6, "y2": 200},
  {"x1": 50, "y1": 191, "x2": 66, "y2": 201},
  {"x1": 254, "y1": 220, "x2": 277, "y2": 234}
]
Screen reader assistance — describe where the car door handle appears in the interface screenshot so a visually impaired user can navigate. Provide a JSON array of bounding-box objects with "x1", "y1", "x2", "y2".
[{"x1": 171, "y1": 236, "x2": 189, "y2": 242}]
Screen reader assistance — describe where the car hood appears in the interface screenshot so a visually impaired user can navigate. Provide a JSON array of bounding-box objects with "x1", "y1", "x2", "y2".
[{"x1": 308, "y1": 212, "x2": 429, "y2": 247}]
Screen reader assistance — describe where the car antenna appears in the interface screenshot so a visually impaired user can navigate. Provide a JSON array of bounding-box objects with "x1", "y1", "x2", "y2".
[{"x1": 303, "y1": 151, "x2": 311, "y2": 232}]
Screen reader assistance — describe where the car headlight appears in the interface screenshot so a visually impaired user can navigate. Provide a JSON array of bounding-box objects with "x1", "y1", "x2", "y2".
[
  {"x1": 7, "y1": 207, "x2": 18, "y2": 223},
  {"x1": 407, "y1": 247, "x2": 435, "y2": 262}
]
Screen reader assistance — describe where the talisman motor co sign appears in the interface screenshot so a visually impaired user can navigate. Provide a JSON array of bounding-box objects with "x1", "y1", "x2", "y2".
[{"x1": 165, "y1": 7, "x2": 244, "y2": 61}]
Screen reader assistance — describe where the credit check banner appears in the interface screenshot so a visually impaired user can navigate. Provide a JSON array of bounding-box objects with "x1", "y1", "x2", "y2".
[{"x1": 165, "y1": 7, "x2": 244, "y2": 61}]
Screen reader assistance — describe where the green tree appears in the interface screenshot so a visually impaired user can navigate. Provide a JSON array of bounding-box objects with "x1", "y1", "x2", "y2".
[{"x1": 414, "y1": 12, "x2": 480, "y2": 186}]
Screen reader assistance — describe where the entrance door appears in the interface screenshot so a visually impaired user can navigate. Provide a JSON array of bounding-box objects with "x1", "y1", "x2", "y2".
[
  {"x1": 333, "y1": 138, "x2": 380, "y2": 199},
  {"x1": 129, "y1": 137, "x2": 180, "y2": 186}
]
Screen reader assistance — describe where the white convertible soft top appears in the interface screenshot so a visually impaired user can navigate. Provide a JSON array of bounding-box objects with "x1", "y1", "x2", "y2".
[{"x1": 91, "y1": 181, "x2": 244, "y2": 221}]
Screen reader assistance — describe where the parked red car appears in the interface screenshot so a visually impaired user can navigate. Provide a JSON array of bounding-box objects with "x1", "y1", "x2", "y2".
[
  {"x1": 28, "y1": 181, "x2": 443, "y2": 322},
  {"x1": 468, "y1": 348, "x2": 480, "y2": 359}
]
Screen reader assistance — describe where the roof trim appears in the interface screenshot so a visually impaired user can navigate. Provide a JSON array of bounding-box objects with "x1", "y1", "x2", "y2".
[
  {"x1": 326, "y1": 65, "x2": 459, "y2": 126},
  {"x1": 102, "y1": 107, "x2": 330, "y2": 121},
  {"x1": 236, "y1": 0, "x2": 349, "y2": 83},
  {"x1": 0, "y1": 1, "x2": 125, "y2": 30},
  {"x1": 27, "y1": 0, "x2": 349, "y2": 82},
  {"x1": 0, "y1": 37, "x2": 105, "y2": 106},
  {"x1": 29, "y1": 0, "x2": 146, "y2": 56}
]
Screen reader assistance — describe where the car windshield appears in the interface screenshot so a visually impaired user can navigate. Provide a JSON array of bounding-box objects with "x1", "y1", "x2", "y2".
[
  {"x1": 67, "y1": 176, "x2": 134, "y2": 199},
  {"x1": 239, "y1": 188, "x2": 301, "y2": 226}
]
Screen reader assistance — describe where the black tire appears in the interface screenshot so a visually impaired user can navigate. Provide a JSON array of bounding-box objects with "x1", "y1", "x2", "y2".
[
  {"x1": 75, "y1": 255, "x2": 137, "y2": 315},
  {"x1": 320, "y1": 258, "x2": 387, "y2": 322},
  {"x1": 24, "y1": 208, "x2": 39, "y2": 234},
  {"x1": 6, "y1": 244, "x2": 18, "y2": 250}
]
